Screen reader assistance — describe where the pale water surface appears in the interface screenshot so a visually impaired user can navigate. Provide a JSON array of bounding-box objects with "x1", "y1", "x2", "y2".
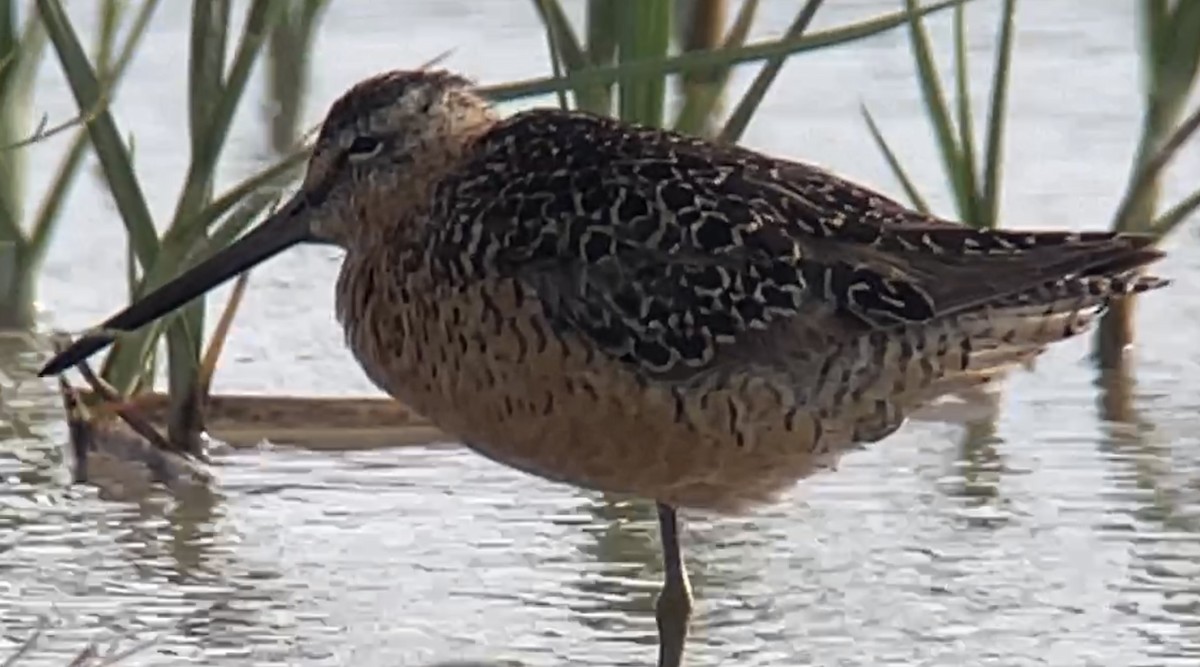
[{"x1": 3, "y1": 1, "x2": 1200, "y2": 665}]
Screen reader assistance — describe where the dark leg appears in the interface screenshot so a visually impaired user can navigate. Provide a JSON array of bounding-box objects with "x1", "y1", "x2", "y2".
[{"x1": 655, "y1": 502, "x2": 692, "y2": 667}]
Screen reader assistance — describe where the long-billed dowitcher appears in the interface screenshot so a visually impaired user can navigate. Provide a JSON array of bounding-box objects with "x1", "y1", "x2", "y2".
[{"x1": 41, "y1": 69, "x2": 1168, "y2": 666}]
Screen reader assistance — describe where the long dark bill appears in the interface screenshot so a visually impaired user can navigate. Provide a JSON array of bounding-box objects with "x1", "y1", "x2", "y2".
[{"x1": 38, "y1": 195, "x2": 316, "y2": 377}]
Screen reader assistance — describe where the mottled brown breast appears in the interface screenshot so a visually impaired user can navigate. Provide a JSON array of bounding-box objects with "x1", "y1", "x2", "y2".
[{"x1": 337, "y1": 249, "x2": 862, "y2": 512}]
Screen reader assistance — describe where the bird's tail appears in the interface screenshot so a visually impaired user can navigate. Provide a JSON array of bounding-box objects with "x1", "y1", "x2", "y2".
[{"x1": 829, "y1": 265, "x2": 1167, "y2": 444}]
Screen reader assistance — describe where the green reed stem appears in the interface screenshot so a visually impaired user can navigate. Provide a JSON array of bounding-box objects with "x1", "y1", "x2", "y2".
[{"x1": 39, "y1": 0, "x2": 311, "y2": 452}]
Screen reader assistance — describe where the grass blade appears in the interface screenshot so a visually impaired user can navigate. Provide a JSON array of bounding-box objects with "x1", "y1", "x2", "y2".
[
  {"x1": 860, "y1": 104, "x2": 932, "y2": 214},
  {"x1": 582, "y1": 0, "x2": 618, "y2": 114},
  {"x1": 533, "y1": 0, "x2": 600, "y2": 110},
  {"x1": 615, "y1": 0, "x2": 671, "y2": 126},
  {"x1": 1153, "y1": 187, "x2": 1200, "y2": 238},
  {"x1": 36, "y1": 0, "x2": 161, "y2": 268},
  {"x1": 672, "y1": 0, "x2": 758, "y2": 136},
  {"x1": 6, "y1": 3, "x2": 48, "y2": 91},
  {"x1": 104, "y1": 184, "x2": 276, "y2": 396},
  {"x1": 92, "y1": 0, "x2": 124, "y2": 67},
  {"x1": 903, "y1": 0, "x2": 969, "y2": 219},
  {"x1": 25, "y1": 133, "x2": 87, "y2": 267},
  {"x1": 531, "y1": 0, "x2": 578, "y2": 110},
  {"x1": 125, "y1": 226, "x2": 137, "y2": 302},
  {"x1": 484, "y1": 0, "x2": 973, "y2": 102},
  {"x1": 201, "y1": 196, "x2": 279, "y2": 261},
  {"x1": 1162, "y1": 1, "x2": 1200, "y2": 102},
  {"x1": 174, "y1": 0, "x2": 233, "y2": 448},
  {"x1": 1113, "y1": 102, "x2": 1200, "y2": 231},
  {"x1": 0, "y1": 3, "x2": 47, "y2": 248},
  {"x1": 675, "y1": 0, "x2": 731, "y2": 88},
  {"x1": 196, "y1": 271, "x2": 249, "y2": 401},
  {"x1": 264, "y1": 0, "x2": 328, "y2": 152},
  {"x1": 718, "y1": 0, "x2": 822, "y2": 143},
  {"x1": 586, "y1": 0, "x2": 618, "y2": 66},
  {"x1": 981, "y1": 0, "x2": 1015, "y2": 229},
  {"x1": 1142, "y1": 0, "x2": 1168, "y2": 75},
  {"x1": 27, "y1": 0, "x2": 158, "y2": 266},
  {"x1": 170, "y1": 0, "x2": 280, "y2": 227},
  {"x1": 951, "y1": 3, "x2": 981, "y2": 226},
  {"x1": 189, "y1": 0, "x2": 230, "y2": 154},
  {"x1": 190, "y1": 145, "x2": 308, "y2": 233}
]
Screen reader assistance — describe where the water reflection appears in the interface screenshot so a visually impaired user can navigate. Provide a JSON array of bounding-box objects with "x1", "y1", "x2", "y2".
[
  {"x1": 6, "y1": 353, "x2": 1200, "y2": 666},
  {"x1": 947, "y1": 414, "x2": 1012, "y2": 530},
  {"x1": 1096, "y1": 361, "x2": 1200, "y2": 663},
  {"x1": 560, "y1": 495, "x2": 659, "y2": 645},
  {"x1": 0, "y1": 395, "x2": 319, "y2": 665},
  {"x1": 0, "y1": 331, "x2": 66, "y2": 492}
]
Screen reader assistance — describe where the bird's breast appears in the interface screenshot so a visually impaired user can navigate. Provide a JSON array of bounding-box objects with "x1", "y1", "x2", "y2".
[{"x1": 335, "y1": 262, "x2": 850, "y2": 512}]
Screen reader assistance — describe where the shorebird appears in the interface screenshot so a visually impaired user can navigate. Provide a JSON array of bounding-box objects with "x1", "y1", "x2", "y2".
[{"x1": 41, "y1": 69, "x2": 1168, "y2": 666}]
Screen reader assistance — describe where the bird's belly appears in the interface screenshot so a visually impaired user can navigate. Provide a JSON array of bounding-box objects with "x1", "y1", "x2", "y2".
[
  {"x1": 347, "y1": 282, "x2": 852, "y2": 513},
  {"x1": 471, "y1": 391, "x2": 856, "y2": 513},
  {"x1": 400, "y1": 361, "x2": 843, "y2": 513}
]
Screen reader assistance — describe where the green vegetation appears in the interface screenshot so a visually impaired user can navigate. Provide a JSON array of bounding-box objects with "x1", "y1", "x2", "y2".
[
  {"x1": 865, "y1": 0, "x2": 1198, "y2": 367},
  {"x1": 36, "y1": 0, "x2": 314, "y2": 452},
  {"x1": 522, "y1": 0, "x2": 970, "y2": 141},
  {"x1": 263, "y1": 0, "x2": 330, "y2": 154},
  {"x1": 862, "y1": 0, "x2": 1014, "y2": 229},
  {"x1": 1098, "y1": 0, "x2": 1200, "y2": 365},
  {"x1": 0, "y1": 0, "x2": 144, "y2": 328}
]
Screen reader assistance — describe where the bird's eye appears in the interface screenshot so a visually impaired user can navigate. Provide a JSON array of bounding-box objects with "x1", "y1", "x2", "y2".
[{"x1": 346, "y1": 136, "x2": 382, "y2": 160}]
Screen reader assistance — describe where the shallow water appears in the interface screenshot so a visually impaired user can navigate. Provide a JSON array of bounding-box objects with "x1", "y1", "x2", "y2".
[{"x1": 4, "y1": 1, "x2": 1200, "y2": 665}]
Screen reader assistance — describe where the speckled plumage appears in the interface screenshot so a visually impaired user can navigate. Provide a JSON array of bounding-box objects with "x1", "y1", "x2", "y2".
[{"x1": 318, "y1": 71, "x2": 1167, "y2": 513}]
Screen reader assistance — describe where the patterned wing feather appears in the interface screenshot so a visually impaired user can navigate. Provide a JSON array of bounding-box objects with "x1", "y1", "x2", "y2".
[{"x1": 427, "y1": 109, "x2": 1164, "y2": 377}]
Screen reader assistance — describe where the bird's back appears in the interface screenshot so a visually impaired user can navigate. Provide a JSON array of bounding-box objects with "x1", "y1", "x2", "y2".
[{"x1": 338, "y1": 108, "x2": 1167, "y2": 512}]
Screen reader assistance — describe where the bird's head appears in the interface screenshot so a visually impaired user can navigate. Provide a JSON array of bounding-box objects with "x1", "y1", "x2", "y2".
[
  {"x1": 38, "y1": 68, "x2": 497, "y2": 377},
  {"x1": 303, "y1": 69, "x2": 496, "y2": 246}
]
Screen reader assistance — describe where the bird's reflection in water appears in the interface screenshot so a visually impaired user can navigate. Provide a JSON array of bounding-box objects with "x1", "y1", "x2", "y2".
[
  {"x1": 1095, "y1": 359, "x2": 1200, "y2": 662},
  {"x1": 546, "y1": 485, "x2": 795, "y2": 661}
]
